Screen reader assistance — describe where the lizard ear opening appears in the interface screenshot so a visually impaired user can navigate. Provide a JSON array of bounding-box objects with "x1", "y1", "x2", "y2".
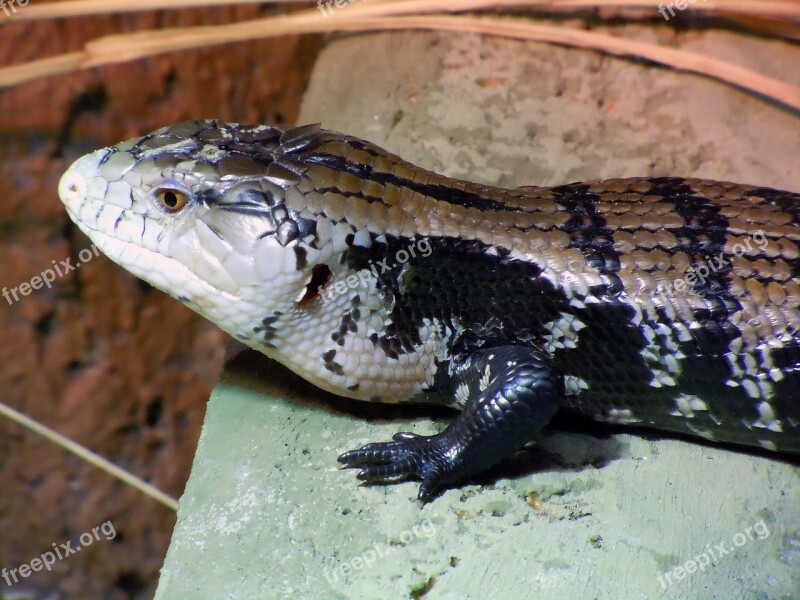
[{"x1": 296, "y1": 264, "x2": 332, "y2": 307}]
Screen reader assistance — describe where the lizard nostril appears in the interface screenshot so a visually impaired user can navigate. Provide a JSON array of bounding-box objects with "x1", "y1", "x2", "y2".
[
  {"x1": 58, "y1": 149, "x2": 106, "y2": 210},
  {"x1": 58, "y1": 169, "x2": 87, "y2": 207}
]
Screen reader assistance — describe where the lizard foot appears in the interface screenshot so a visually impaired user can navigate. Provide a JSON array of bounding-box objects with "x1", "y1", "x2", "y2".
[{"x1": 338, "y1": 431, "x2": 458, "y2": 502}]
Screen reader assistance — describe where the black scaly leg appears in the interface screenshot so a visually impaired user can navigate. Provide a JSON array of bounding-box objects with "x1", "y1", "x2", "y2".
[{"x1": 338, "y1": 346, "x2": 564, "y2": 501}]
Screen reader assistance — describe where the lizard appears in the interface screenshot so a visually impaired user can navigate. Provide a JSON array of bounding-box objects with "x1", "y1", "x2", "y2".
[{"x1": 58, "y1": 119, "x2": 800, "y2": 501}]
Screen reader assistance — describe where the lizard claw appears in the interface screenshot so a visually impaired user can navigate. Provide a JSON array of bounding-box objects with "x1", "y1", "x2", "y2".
[
  {"x1": 338, "y1": 431, "x2": 455, "y2": 501},
  {"x1": 339, "y1": 348, "x2": 562, "y2": 500}
]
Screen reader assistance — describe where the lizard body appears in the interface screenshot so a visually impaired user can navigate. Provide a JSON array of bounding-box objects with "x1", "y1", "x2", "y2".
[{"x1": 58, "y1": 120, "x2": 800, "y2": 499}]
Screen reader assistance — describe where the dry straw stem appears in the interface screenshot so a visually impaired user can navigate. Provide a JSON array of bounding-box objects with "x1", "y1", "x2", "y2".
[
  {"x1": 8, "y1": 0, "x2": 800, "y2": 21},
  {"x1": 1, "y1": 7, "x2": 800, "y2": 112},
  {"x1": 723, "y1": 14, "x2": 800, "y2": 40},
  {"x1": 0, "y1": 400, "x2": 179, "y2": 511}
]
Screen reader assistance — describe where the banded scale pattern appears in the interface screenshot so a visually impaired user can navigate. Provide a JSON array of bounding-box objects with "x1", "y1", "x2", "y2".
[{"x1": 59, "y1": 120, "x2": 800, "y2": 498}]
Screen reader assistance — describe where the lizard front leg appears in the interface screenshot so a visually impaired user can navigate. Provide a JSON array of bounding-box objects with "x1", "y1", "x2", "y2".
[{"x1": 338, "y1": 346, "x2": 564, "y2": 501}]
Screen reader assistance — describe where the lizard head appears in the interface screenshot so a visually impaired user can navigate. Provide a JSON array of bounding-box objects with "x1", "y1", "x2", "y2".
[{"x1": 58, "y1": 119, "x2": 335, "y2": 344}]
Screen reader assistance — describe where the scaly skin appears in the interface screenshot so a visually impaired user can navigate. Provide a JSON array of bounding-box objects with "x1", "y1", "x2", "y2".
[{"x1": 58, "y1": 120, "x2": 800, "y2": 500}]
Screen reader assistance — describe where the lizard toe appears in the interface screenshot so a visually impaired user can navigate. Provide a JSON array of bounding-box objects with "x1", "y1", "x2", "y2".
[{"x1": 338, "y1": 431, "x2": 456, "y2": 500}]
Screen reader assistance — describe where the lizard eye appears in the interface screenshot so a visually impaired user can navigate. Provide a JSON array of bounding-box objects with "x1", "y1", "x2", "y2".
[{"x1": 156, "y1": 188, "x2": 189, "y2": 213}]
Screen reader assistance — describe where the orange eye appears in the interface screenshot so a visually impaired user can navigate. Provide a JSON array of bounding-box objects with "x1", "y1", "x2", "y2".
[{"x1": 156, "y1": 189, "x2": 189, "y2": 213}]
